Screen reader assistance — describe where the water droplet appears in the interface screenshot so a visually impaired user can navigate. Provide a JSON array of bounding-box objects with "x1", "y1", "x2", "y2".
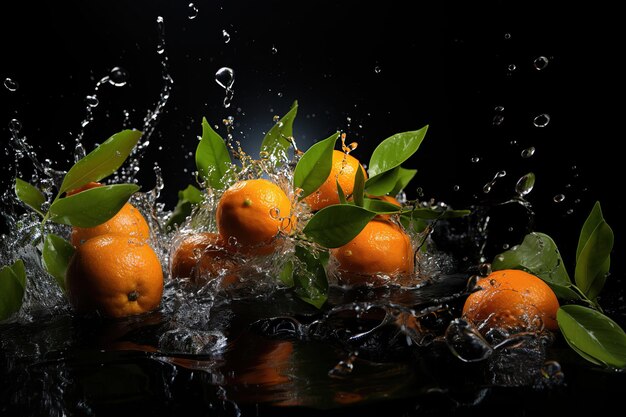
[
  {"x1": 533, "y1": 56, "x2": 549, "y2": 70},
  {"x1": 156, "y1": 16, "x2": 165, "y2": 55},
  {"x1": 453, "y1": 185, "x2": 460, "y2": 191},
  {"x1": 374, "y1": 65, "x2": 382, "y2": 74},
  {"x1": 222, "y1": 29, "x2": 231, "y2": 44},
  {"x1": 504, "y1": 33, "x2": 511, "y2": 40},
  {"x1": 108, "y1": 67, "x2": 128, "y2": 87},
  {"x1": 4, "y1": 77, "x2": 18, "y2": 92},
  {"x1": 533, "y1": 113, "x2": 551, "y2": 128},
  {"x1": 471, "y1": 156, "x2": 481, "y2": 163},
  {"x1": 272, "y1": 115, "x2": 280, "y2": 123},
  {"x1": 494, "y1": 106, "x2": 505, "y2": 112},
  {"x1": 188, "y1": 2, "x2": 199, "y2": 19},
  {"x1": 85, "y1": 95, "x2": 99, "y2": 107},
  {"x1": 507, "y1": 64, "x2": 517, "y2": 72},
  {"x1": 277, "y1": 92, "x2": 283, "y2": 97},
  {"x1": 215, "y1": 67, "x2": 235, "y2": 90},
  {"x1": 566, "y1": 208, "x2": 574, "y2": 215},
  {"x1": 492, "y1": 114, "x2": 504, "y2": 126},
  {"x1": 8, "y1": 118, "x2": 22, "y2": 134},
  {"x1": 271, "y1": 45, "x2": 278, "y2": 54},
  {"x1": 553, "y1": 194, "x2": 565, "y2": 203},
  {"x1": 521, "y1": 146, "x2": 536, "y2": 158},
  {"x1": 509, "y1": 139, "x2": 517, "y2": 146},
  {"x1": 515, "y1": 172, "x2": 535, "y2": 197},
  {"x1": 478, "y1": 263, "x2": 492, "y2": 277},
  {"x1": 502, "y1": 243, "x2": 510, "y2": 249}
]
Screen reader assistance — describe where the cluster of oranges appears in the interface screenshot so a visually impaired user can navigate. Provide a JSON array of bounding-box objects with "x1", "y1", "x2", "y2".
[
  {"x1": 170, "y1": 149, "x2": 415, "y2": 289},
  {"x1": 65, "y1": 182, "x2": 163, "y2": 318},
  {"x1": 64, "y1": 153, "x2": 560, "y2": 338}
]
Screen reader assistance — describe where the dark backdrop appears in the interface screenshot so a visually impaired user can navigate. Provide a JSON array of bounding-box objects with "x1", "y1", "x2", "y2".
[{"x1": 1, "y1": 1, "x2": 623, "y2": 280}]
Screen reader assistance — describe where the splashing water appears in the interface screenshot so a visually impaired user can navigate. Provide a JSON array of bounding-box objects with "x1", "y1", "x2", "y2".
[
  {"x1": 4, "y1": 77, "x2": 19, "y2": 92},
  {"x1": 215, "y1": 67, "x2": 235, "y2": 108}
]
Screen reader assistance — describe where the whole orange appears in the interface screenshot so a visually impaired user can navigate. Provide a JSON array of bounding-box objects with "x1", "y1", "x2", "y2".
[
  {"x1": 68, "y1": 182, "x2": 150, "y2": 246},
  {"x1": 462, "y1": 269, "x2": 560, "y2": 332},
  {"x1": 216, "y1": 179, "x2": 292, "y2": 255},
  {"x1": 170, "y1": 232, "x2": 238, "y2": 286},
  {"x1": 304, "y1": 150, "x2": 368, "y2": 211},
  {"x1": 331, "y1": 219, "x2": 414, "y2": 286},
  {"x1": 66, "y1": 234, "x2": 164, "y2": 318}
]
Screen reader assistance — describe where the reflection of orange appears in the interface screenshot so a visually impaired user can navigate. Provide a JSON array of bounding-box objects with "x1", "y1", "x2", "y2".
[
  {"x1": 236, "y1": 340, "x2": 293, "y2": 386},
  {"x1": 216, "y1": 179, "x2": 292, "y2": 255},
  {"x1": 66, "y1": 234, "x2": 164, "y2": 318},
  {"x1": 304, "y1": 150, "x2": 368, "y2": 211},
  {"x1": 331, "y1": 219, "x2": 414, "y2": 286},
  {"x1": 462, "y1": 269, "x2": 559, "y2": 332},
  {"x1": 68, "y1": 182, "x2": 150, "y2": 247}
]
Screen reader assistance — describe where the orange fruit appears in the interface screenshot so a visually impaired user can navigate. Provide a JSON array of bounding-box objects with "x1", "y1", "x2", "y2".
[
  {"x1": 66, "y1": 234, "x2": 164, "y2": 318},
  {"x1": 331, "y1": 219, "x2": 414, "y2": 286},
  {"x1": 304, "y1": 150, "x2": 368, "y2": 211},
  {"x1": 170, "y1": 232, "x2": 238, "y2": 286},
  {"x1": 216, "y1": 179, "x2": 292, "y2": 255},
  {"x1": 462, "y1": 269, "x2": 560, "y2": 332},
  {"x1": 68, "y1": 182, "x2": 150, "y2": 247}
]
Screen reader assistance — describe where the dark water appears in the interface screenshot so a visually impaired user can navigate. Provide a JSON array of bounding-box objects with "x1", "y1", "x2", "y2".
[{"x1": 2, "y1": 274, "x2": 624, "y2": 416}]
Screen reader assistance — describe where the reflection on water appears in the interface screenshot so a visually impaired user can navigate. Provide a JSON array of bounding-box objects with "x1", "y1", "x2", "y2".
[{"x1": 1, "y1": 274, "x2": 587, "y2": 416}]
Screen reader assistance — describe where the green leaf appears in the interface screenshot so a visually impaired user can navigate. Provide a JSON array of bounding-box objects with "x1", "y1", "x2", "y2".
[
  {"x1": 352, "y1": 163, "x2": 365, "y2": 207},
  {"x1": 59, "y1": 130, "x2": 142, "y2": 194},
  {"x1": 337, "y1": 180, "x2": 347, "y2": 204},
  {"x1": 165, "y1": 185, "x2": 204, "y2": 231},
  {"x1": 492, "y1": 232, "x2": 571, "y2": 287},
  {"x1": 293, "y1": 245, "x2": 328, "y2": 309},
  {"x1": 293, "y1": 132, "x2": 339, "y2": 199},
  {"x1": 278, "y1": 260, "x2": 295, "y2": 287},
  {"x1": 49, "y1": 184, "x2": 140, "y2": 227},
  {"x1": 390, "y1": 167, "x2": 417, "y2": 197},
  {"x1": 303, "y1": 204, "x2": 376, "y2": 248},
  {"x1": 400, "y1": 215, "x2": 428, "y2": 235},
  {"x1": 577, "y1": 201, "x2": 604, "y2": 260},
  {"x1": 364, "y1": 167, "x2": 400, "y2": 196},
  {"x1": 558, "y1": 305, "x2": 626, "y2": 369},
  {"x1": 402, "y1": 208, "x2": 471, "y2": 220},
  {"x1": 367, "y1": 126, "x2": 428, "y2": 178},
  {"x1": 260, "y1": 101, "x2": 298, "y2": 165},
  {"x1": 548, "y1": 283, "x2": 584, "y2": 303},
  {"x1": 575, "y1": 220, "x2": 613, "y2": 300},
  {"x1": 42, "y1": 234, "x2": 75, "y2": 291},
  {"x1": 14, "y1": 178, "x2": 46, "y2": 216},
  {"x1": 196, "y1": 118, "x2": 232, "y2": 190},
  {"x1": 0, "y1": 260, "x2": 26, "y2": 321},
  {"x1": 363, "y1": 198, "x2": 401, "y2": 214}
]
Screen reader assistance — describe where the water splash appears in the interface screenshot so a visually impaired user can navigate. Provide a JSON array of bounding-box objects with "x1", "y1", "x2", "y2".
[
  {"x1": 215, "y1": 67, "x2": 235, "y2": 108},
  {"x1": 4, "y1": 77, "x2": 19, "y2": 92},
  {"x1": 483, "y1": 170, "x2": 506, "y2": 193},
  {"x1": 533, "y1": 113, "x2": 550, "y2": 128},
  {"x1": 188, "y1": 2, "x2": 199, "y2": 19},
  {"x1": 533, "y1": 56, "x2": 549, "y2": 71}
]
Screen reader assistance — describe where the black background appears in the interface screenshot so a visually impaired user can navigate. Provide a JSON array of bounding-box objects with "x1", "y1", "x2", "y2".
[{"x1": 1, "y1": 1, "x2": 623, "y2": 276}]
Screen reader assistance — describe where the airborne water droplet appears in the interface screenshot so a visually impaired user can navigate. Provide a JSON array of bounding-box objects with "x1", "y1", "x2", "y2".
[
  {"x1": 374, "y1": 65, "x2": 382, "y2": 74},
  {"x1": 504, "y1": 33, "x2": 511, "y2": 40},
  {"x1": 215, "y1": 67, "x2": 235, "y2": 90},
  {"x1": 471, "y1": 156, "x2": 481, "y2": 163},
  {"x1": 553, "y1": 194, "x2": 565, "y2": 203},
  {"x1": 85, "y1": 95, "x2": 99, "y2": 107},
  {"x1": 9, "y1": 118, "x2": 22, "y2": 134},
  {"x1": 533, "y1": 113, "x2": 551, "y2": 128},
  {"x1": 4, "y1": 77, "x2": 18, "y2": 92},
  {"x1": 188, "y1": 3, "x2": 199, "y2": 19},
  {"x1": 453, "y1": 185, "x2": 460, "y2": 191},
  {"x1": 507, "y1": 64, "x2": 517, "y2": 72},
  {"x1": 533, "y1": 56, "x2": 549, "y2": 70},
  {"x1": 271, "y1": 45, "x2": 278, "y2": 54},
  {"x1": 222, "y1": 29, "x2": 231, "y2": 43},
  {"x1": 108, "y1": 67, "x2": 128, "y2": 87},
  {"x1": 515, "y1": 172, "x2": 535, "y2": 197},
  {"x1": 521, "y1": 146, "x2": 536, "y2": 158}
]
